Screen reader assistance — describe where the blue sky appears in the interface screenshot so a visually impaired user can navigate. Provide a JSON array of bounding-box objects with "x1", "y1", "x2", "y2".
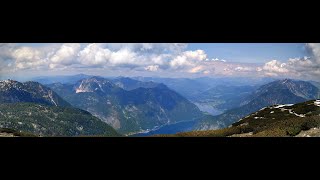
[
  {"x1": 1, "y1": 43, "x2": 319, "y2": 80},
  {"x1": 187, "y1": 43, "x2": 307, "y2": 63}
]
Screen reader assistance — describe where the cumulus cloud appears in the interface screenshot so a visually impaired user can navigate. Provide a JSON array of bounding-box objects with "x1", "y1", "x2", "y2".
[
  {"x1": 189, "y1": 66, "x2": 204, "y2": 73},
  {"x1": 234, "y1": 66, "x2": 252, "y2": 72},
  {"x1": 5, "y1": 43, "x2": 319, "y2": 80},
  {"x1": 262, "y1": 60, "x2": 289, "y2": 73},
  {"x1": 260, "y1": 43, "x2": 320, "y2": 79},
  {"x1": 78, "y1": 43, "x2": 110, "y2": 66},
  {"x1": 102, "y1": 43, "x2": 187, "y2": 54},
  {"x1": 144, "y1": 65, "x2": 159, "y2": 72},
  {"x1": 50, "y1": 43, "x2": 81, "y2": 66},
  {"x1": 0, "y1": 43, "x2": 193, "y2": 73},
  {"x1": 0, "y1": 44, "x2": 16, "y2": 73},
  {"x1": 206, "y1": 58, "x2": 227, "y2": 62},
  {"x1": 170, "y1": 50, "x2": 207, "y2": 69},
  {"x1": 109, "y1": 48, "x2": 138, "y2": 66}
]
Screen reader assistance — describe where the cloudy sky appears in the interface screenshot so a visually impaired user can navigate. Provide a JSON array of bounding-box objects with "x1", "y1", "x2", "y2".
[{"x1": 0, "y1": 43, "x2": 319, "y2": 80}]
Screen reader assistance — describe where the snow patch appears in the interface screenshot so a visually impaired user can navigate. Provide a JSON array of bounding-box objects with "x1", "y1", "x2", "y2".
[
  {"x1": 240, "y1": 122, "x2": 248, "y2": 126},
  {"x1": 32, "y1": 123, "x2": 37, "y2": 129},
  {"x1": 254, "y1": 117, "x2": 264, "y2": 119},
  {"x1": 288, "y1": 109, "x2": 305, "y2": 117},
  {"x1": 273, "y1": 104, "x2": 294, "y2": 109},
  {"x1": 314, "y1": 100, "x2": 320, "y2": 107},
  {"x1": 260, "y1": 107, "x2": 267, "y2": 111},
  {"x1": 48, "y1": 91, "x2": 57, "y2": 106},
  {"x1": 270, "y1": 111, "x2": 274, "y2": 114},
  {"x1": 76, "y1": 89, "x2": 89, "y2": 93}
]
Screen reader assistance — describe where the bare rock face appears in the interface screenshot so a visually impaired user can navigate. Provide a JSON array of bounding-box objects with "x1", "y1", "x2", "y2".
[
  {"x1": 296, "y1": 127, "x2": 320, "y2": 137},
  {"x1": 0, "y1": 132, "x2": 16, "y2": 137}
]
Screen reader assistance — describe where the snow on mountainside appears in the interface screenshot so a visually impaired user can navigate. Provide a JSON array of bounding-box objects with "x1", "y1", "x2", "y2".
[{"x1": 171, "y1": 99, "x2": 320, "y2": 137}]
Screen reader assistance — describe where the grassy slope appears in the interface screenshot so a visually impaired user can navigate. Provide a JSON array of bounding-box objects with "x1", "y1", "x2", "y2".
[
  {"x1": 162, "y1": 100, "x2": 320, "y2": 137},
  {"x1": 0, "y1": 103, "x2": 121, "y2": 137}
]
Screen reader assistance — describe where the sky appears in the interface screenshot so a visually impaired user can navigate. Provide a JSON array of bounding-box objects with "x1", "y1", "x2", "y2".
[
  {"x1": 0, "y1": 43, "x2": 319, "y2": 81},
  {"x1": 188, "y1": 43, "x2": 307, "y2": 63}
]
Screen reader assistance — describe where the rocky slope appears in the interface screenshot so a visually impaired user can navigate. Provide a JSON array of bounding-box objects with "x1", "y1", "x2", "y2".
[{"x1": 0, "y1": 80, "x2": 71, "y2": 107}]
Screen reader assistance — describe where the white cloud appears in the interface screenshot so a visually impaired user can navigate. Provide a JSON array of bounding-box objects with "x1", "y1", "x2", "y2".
[
  {"x1": 78, "y1": 43, "x2": 111, "y2": 66},
  {"x1": 10, "y1": 46, "x2": 48, "y2": 70},
  {"x1": 256, "y1": 67, "x2": 263, "y2": 72},
  {"x1": 189, "y1": 66, "x2": 204, "y2": 73},
  {"x1": 306, "y1": 43, "x2": 320, "y2": 63},
  {"x1": 260, "y1": 43, "x2": 320, "y2": 79},
  {"x1": 234, "y1": 66, "x2": 252, "y2": 72},
  {"x1": 262, "y1": 60, "x2": 289, "y2": 73},
  {"x1": 50, "y1": 43, "x2": 81, "y2": 65},
  {"x1": 109, "y1": 48, "x2": 137, "y2": 65},
  {"x1": 5, "y1": 43, "x2": 320, "y2": 79},
  {"x1": 170, "y1": 56, "x2": 190, "y2": 68},
  {"x1": 103, "y1": 43, "x2": 187, "y2": 54},
  {"x1": 203, "y1": 70, "x2": 211, "y2": 74},
  {"x1": 183, "y1": 50, "x2": 207, "y2": 61},
  {"x1": 144, "y1": 65, "x2": 159, "y2": 72},
  {"x1": 170, "y1": 50, "x2": 207, "y2": 69},
  {"x1": 207, "y1": 58, "x2": 227, "y2": 62}
]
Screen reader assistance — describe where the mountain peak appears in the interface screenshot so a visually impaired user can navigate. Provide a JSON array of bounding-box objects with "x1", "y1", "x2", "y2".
[
  {"x1": 75, "y1": 76, "x2": 116, "y2": 93},
  {"x1": 279, "y1": 78, "x2": 294, "y2": 84},
  {"x1": 0, "y1": 79, "x2": 71, "y2": 107},
  {"x1": 0, "y1": 79, "x2": 23, "y2": 91},
  {"x1": 87, "y1": 76, "x2": 106, "y2": 81},
  {"x1": 0, "y1": 79, "x2": 20, "y2": 85}
]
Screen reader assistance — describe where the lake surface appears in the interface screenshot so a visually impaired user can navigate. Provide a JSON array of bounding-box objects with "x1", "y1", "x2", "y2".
[{"x1": 132, "y1": 120, "x2": 197, "y2": 137}]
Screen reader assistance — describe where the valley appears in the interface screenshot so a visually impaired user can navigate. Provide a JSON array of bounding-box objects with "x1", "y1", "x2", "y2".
[{"x1": 1, "y1": 75, "x2": 320, "y2": 137}]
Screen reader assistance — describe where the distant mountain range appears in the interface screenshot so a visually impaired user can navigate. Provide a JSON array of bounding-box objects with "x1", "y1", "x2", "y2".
[
  {"x1": 0, "y1": 103, "x2": 120, "y2": 136},
  {"x1": 48, "y1": 76, "x2": 203, "y2": 135},
  {"x1": 0, "y1": 80, "x2": 71, "y2": 107},
  {"x1": 132, "y1": 76, "x2": 275, "y2": 100},
  {"x1": 2, "y1": 75, "x2": 319, "y2": 137},
  {"x1": 192, "y1": 85, "x2": 258, "y2": 115},
  {"x1": 172, "y1": 99, "x2": 320, "y2": 137},
  {"x1": 0, "y1": 79, "x2": 119, "y2": 136},
  {"x1": 195, "y1": 79, "x2": 320, "y2": 130},
  {"x1": 111, "y1": 77, "x2": 159, "y2": 91},
  {"x1": 31, "y1": 74, "x2": 93, "y2": 84},
  {"x1": 132, "y1": 76, "x2": 275, "y2": 115}
]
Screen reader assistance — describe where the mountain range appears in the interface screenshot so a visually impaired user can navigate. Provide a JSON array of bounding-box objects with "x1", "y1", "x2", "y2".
[
  {"x1": 0, "y1": 80, "x2": 71, "y2": 107},
  {"x1": 0, "y1": 79, "x2": 119, "y2": 136},
  {"x1": 172, "y1": 99, "x2": 320, "y2": 137},
  {"x1": 48, "y1": 76, "x2": 203, "y2": 134},
  {"x1": 195, "y1": 79, "x2": 320, "y2": 131},
  {"x1": 1, "y1": 75, "x2": 319, "y2": 137}
]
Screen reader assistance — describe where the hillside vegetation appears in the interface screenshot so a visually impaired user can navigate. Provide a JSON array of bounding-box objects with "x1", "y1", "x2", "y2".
[{"x1": 164, "y1": 100, "x2": 320, "y2": 137}]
